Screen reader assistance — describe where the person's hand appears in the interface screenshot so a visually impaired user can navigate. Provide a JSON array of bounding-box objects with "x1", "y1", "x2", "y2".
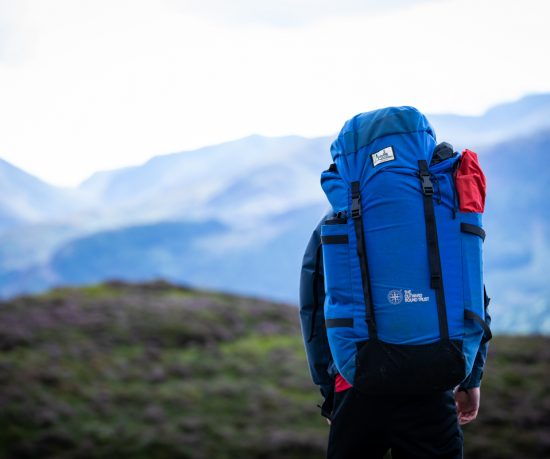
[
  {"x1": 454, "y1": 387, "x2": 480, "y2": 425},
  {"x1": 326, "y1": 418, "x2": 331, "y2": 425}
]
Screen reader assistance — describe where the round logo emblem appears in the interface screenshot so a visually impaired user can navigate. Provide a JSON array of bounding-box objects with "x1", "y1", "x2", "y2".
[{"x1": 387, "y1": 289, "x2": 403, "y2": 305}]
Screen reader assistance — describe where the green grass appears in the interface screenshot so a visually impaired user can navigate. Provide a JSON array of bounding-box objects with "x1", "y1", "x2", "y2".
[{"x1": 0, "y1": 281, "x2": 548, "y2": 458}]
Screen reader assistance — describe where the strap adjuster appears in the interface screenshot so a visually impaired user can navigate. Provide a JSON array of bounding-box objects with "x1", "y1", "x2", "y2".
[
  {"x1": 351, "y1": 196, "x2": 361, "y2": 219},
  {"x1": 350, "y1": 181, "x2": 362, "y2": 219},
  {"x1": 420, "y1": 172, "x2": 434, "y2": 196}
]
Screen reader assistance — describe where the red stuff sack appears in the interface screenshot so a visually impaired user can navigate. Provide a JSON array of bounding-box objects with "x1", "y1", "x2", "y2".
[{"x1": 455, "y1": 149, "x2": 486, "y2": 213}]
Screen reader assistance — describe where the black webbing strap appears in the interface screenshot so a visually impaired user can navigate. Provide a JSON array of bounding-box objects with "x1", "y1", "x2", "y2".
[
  {"x1": 326, "y1": 318, "x2": 354, "y2": 328},
  {"x1": 461, "y1": 223, "x2": 486, "y2": 241},
  {"x1": 351, "y1": 181, "x2": 377, "y2": 340},
  {"x1": 418, "y1": 160, "x2": 449, "y2": 341},
  {"x1": 307, "y1": 244, "x2": 323, "y2": 343},
  {"x1": 321, "y1": 235, "x2": 348, "y2": 244},
  {"x1": 464, "y1": 310, "x2": 492, "y2": 344}
]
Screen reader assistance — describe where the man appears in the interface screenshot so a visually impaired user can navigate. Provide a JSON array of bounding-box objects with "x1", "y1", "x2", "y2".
[
  {"x1": 300, "y1": 107, "x2": 492, "y2": 458},
  {"x1": 299, "y1": 207, "x2": 491, "y2": 458}
]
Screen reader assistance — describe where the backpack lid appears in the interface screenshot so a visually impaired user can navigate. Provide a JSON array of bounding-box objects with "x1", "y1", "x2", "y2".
[{"x1": 330, "y1": 106, "x2": 436, "y2": 161}]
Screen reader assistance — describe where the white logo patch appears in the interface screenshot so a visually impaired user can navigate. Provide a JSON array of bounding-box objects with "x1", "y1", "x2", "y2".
[
  {"x1": 371, "y1": 146, "x2": 395, "y2": 167},
  {"x1": 388, "y1": 289, "x2": 430, "y2": 304},
  {"x1": 387, "y1": 289, "x2": 403, "y2": 305},
  {"x1": 404, "y1": 289, "x2": 430, "y2": 303}
]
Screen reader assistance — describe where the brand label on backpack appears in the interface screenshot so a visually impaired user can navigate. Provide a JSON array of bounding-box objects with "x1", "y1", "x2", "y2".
[
  {"x1": 371, "y1": 146, "x2": 395, "y2": 167},
  {"x1": 387, "y1": 289, "x2": 430, "y2": 304},
  {"x1": 404, "y1": 289, "x2": 430, "y2": 303}
]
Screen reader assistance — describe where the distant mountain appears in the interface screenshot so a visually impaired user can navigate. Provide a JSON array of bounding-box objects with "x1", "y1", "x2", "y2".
[
  {"x1": 70, "y1": 94, "x2": 550, "y2": 230},
  {"x1": 25, "y1": 131, "x2": 547, "y2": 333},
  {"x1": 1, "y1": 94, "x2": 550, "y2": 333},
  {"x1": 0, "y1": 206, "x2": 25, "y2": 231},
  {"x1": 4, "y1": 202, "x2": 327, "y2": 301},
  {"x1": 78, "y1": 135, "x2": 332, "y2": 227},
  {"x1": 481, "y1": 129, "x2": 550, "y2": 333},
  {"x1": 429, "y1": 93, "x2": 550, "y2": 149},
  {"x1": 0, "y1": 158, "x2": 84, "y2": 229},
  {"x1": 0, "y1": 160, "x2": 90, "y2": 277},
  {"x1": 49, "y1": 219, "x2": 227, "y2": 285},
  {"x1": 0, "y1": 135, "x2": 326, "y2": 277}
]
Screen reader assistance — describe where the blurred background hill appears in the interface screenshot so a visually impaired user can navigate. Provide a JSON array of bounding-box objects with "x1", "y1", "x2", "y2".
[
  {"x1": 1, "y1": 94, "x2": 549, "y2": 333},
  {"x1": 0, "y1": 282, "x2": 548, "y2": 459}
]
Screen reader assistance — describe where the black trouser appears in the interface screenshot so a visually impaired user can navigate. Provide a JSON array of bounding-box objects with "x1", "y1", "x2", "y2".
[{"x1": 327, "y1": 388, "x2": 463, "y2": 459}]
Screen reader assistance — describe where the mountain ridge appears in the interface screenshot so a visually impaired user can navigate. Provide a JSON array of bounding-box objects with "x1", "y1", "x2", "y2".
[
  {"x1": 0, "y1": 95, "x2": 549, "y2": 334},
  {"x1": 75, "y1": 93, "x2": 550, "y2": 190},
  {"x1": 0, "y1": 158, "x2": 86, "y2": 228}
]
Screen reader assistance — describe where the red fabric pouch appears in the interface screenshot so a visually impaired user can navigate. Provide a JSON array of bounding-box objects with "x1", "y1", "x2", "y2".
[
  {"x1": 335, "y1": 373, "x2": 352, "y2": 392},
  {"x1": 455, "y1": 149, "x2": 486, "y2": 213}
]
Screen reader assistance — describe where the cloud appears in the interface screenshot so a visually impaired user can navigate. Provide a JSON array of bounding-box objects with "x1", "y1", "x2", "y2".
[
  {"x1": 165, "y1": 0, "x2": 437, "y2": 27},
  {"x1": 0, "y1": 0, "x2": 28, "y2": 63},
  {"x1": 0, "y1": 0, "x2": 549, "y2": 186}
]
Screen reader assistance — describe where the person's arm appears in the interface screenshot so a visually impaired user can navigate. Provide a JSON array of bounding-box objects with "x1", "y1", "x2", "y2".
[
  {"x1": 455, "y1": 290, "x2": 492, "y2": 424},
  {"x1": 299, "y1": 208, "x2": 336, "y2": 418}
]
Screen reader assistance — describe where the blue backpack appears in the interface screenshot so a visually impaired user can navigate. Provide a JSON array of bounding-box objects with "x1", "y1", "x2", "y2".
[{"x1": 320, "y1": 106, "x2": 491, "y2": 393}]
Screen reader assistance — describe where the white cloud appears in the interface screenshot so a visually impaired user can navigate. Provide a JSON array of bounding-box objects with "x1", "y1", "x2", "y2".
[
  {"x1": 0, "y1": 0, "x2": 549, "y2": 186},
  {"x1": 166, "y1": 0, "x2": 436, "y2": 27}
]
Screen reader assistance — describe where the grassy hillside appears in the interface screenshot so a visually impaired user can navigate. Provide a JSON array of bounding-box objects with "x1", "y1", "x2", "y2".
[{"x1": 0, "y1": 281, "x2": 548, "y2": 458}]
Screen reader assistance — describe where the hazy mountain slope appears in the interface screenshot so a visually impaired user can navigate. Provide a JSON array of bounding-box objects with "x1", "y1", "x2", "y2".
[
  {"x1": 48, "y1": 129, "x2": 550, "y2": 333},
  {"x1": 0, "y1": 223, "x2": 83, "y2": 272},
  {"x1": 0, "y1": 158, "x2": 84, "y2": 228},
  {"x1": 0, "y1": 160, "x2": 90, "y2": 276},
  {"x1": 5, "y1": 202, "x2": 327, "y2": 301},
  {"x1": 0, "y1": 207, "x2": 26, "y2": 232},
  {"x1": 68, "y1": 95, "x2": 550, "y2": 230},
  {"x1": 429, "y1": 93, "x2": 550, "y2": 149},
  {"x1": 48, "y1": 219, "x2": 227, "y2": 285},
  {"x1": 0, "y1": 95, "x2": 549, "y2": 334},
  {"x1": 481, "y1": 129, "x2": 550, "y2": 333},
  {"x1": 2, "y1": 136, "x2": 329, "y2": 283},
  {"x1": 78, "y1": 135, "x2": 332, "y2": 226}
]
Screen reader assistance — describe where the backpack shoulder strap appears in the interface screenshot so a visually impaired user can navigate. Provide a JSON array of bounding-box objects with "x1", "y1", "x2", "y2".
[{"x1": 418, "y1": 159, "x2": 449, "y2": 341}]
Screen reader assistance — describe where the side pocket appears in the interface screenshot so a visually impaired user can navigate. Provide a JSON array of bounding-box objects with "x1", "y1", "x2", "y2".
[
  {"x1": 455, "y1": 149, "x2": 486, "y2": 213},
  {"x1": 461, "y1": 215, "x2": 486, "y2": 374},
  {"x1": 461, "y1": 218, "x2": 484, "y2": 312},
  {"x1": 321, "y1": 220, "x2": 353, "y2": 305}
]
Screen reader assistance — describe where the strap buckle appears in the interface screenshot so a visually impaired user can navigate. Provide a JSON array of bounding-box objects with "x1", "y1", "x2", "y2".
[
  {"x1": 350, "y1": 181, "x2": 362, "y2": 219},
  {"x1": 420, "y1": 172, "x2": 434, "y2": 196},
  {"x1": 351, "y1": 195, "x2": 361, "y2": 219}
]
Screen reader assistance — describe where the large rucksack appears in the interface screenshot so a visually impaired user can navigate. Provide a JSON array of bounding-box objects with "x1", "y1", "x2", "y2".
[{"x1": 320, "y1": 106, "x2": 491, "y2": 394}]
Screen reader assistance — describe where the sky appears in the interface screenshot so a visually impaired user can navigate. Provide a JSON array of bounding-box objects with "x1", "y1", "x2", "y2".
[{"x1": 1, "y1": 0, "x2": 549, "y2": 187}]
